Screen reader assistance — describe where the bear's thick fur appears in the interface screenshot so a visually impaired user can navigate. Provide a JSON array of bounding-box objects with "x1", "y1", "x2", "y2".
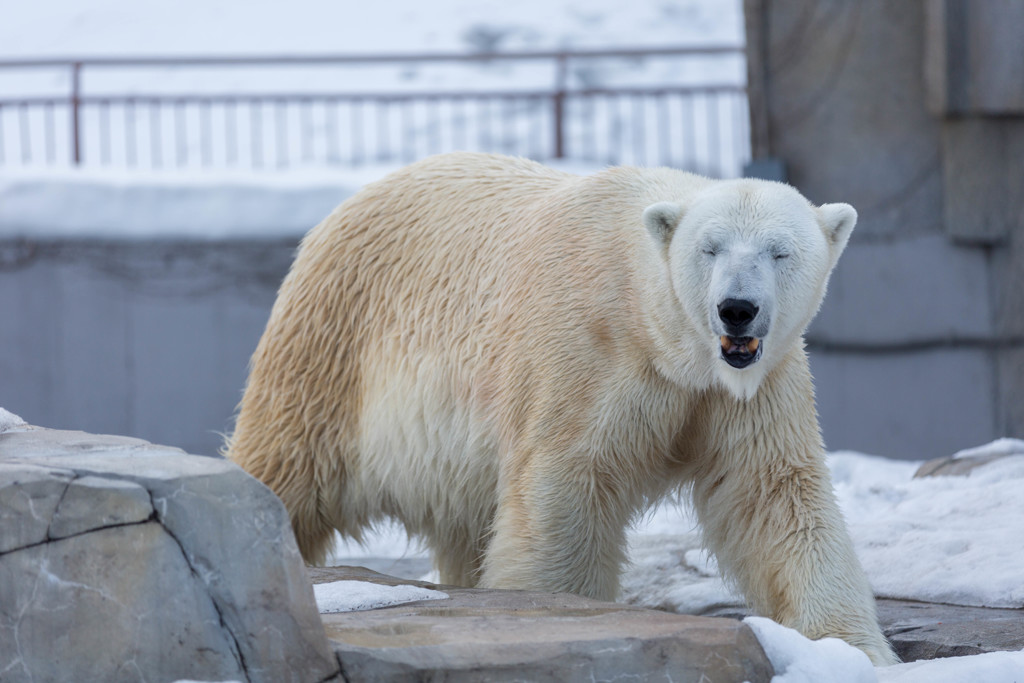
[{"x1": 226, "y1": 152, "x2": 896, "y2": 664}]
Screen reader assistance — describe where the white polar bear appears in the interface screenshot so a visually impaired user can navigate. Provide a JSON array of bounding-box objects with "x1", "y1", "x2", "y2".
[{"x1": 226, "y1": 152, "x2": 897, "y2": 665}]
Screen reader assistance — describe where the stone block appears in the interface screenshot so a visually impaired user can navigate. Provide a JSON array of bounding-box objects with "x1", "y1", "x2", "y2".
[
  {"x1": 941, "y1": 119, "x2": 1020, "y2": 245},
  {"x1": 809, "y1": 235, "x2": 992, "y2": 347},
  {"x1": 875, "y1": 599, "x2": 1024, "y2": 662},
  {"x1": 0, "y1": 523, "x2": 244, "y2": 683},
  {"x1": 315, "y1": 566, "x2": 773, "y2": 683},
  {"x1": 704, "y1": 599, "x2": 1024, "y2": 663},
  {"x1": 0, "y1": 463, "x2": 73, "y2": 553},
  {"x1": 48, "y1": 475, "x2": 153, "y2": 539},
  {"x1": 0, "y1": 423, "x2": 340, "y2": 683},
  {"x1": 809, "y1": 347, "x2": 995, "y2": 459},
  {"x1": 924, "y1": 0, "x2": 1024, "y2": 115},
  {"x1": 745, "y1": 0, "x2": 944, "y2": 239}
]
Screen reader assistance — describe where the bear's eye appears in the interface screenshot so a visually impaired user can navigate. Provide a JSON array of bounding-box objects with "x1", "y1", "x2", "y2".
[
  {"x1": 772, "y1": 252, "x2": 790, "y2": 261},
  {"x1": 701, "y1": 246, "x2": 719, "y2": 257}
]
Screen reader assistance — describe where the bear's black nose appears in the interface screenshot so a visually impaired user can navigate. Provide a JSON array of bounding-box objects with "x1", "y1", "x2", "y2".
[{"x1": 718, "y1": 298, "x2": 759, "y2": 330}]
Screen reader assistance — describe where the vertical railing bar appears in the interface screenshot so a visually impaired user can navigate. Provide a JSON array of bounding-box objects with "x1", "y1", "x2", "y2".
[
  {"x1": 44, "y1": 101, "x2": 56, "y2": 165},
  {"x1": 552, "y1": 52, "x2": 567, "y2": 158},
  {"x1": 631, "y1": 94, "x2": 644, "y2": 166},
  {"x1": 70, "y1": 61, "x2": 82, "y2": 165},
  {"x1": 0, "y1": 103, "x2": 5, "y2": 165},
  {"x1": 18, "y1": 102, "x2": 31, "y2": 165},
  {"x1": 708, "y1": 92, "x2": 720, "y2": 178},
  {"x1": 301, "y1": 98, "x2": 314, "y2": 164},
  {"x1": 325, "y1": 97, "x2": 339, "y2": 165},
  {"x1": 175, "y1": 99, "x2": 187, "y2": 167},
  {"x1": 352, "y1": 98, "x2": 363, "y2": 165},
  {"x1": 274, "y1": 99, "x2": 287, "y2": 169},
  {"x1": 225, "y1": 99, "x2": 237, "y2": 166},
  {"x1": 374, "y1": 99, "x2": 386, "y2": 163},
  {"x1": 431, "y1": 96, "x2": 443, "y2": 156},
  {"x1": 99, "y1": 99, "x2": 112, "y2": 166},
  {"x1": 150, "y1": 99, "x2": 162, "y2": 169},
  {"x1": 400, "y1": 98, "x2": 413, "y2": 162},
  {"x1": 683, "y1": 94, "x2": 695, "y2": 173},
  {"x1": 200, "y1": 99, "x2": 212, "y2": 167},
  {"x1": 124, "y1": 98, "x2": 137, "y2": 167},
  {"x1": 657, "y1": 92, "x2": 669, "y2": 168},
  {"x1": 250, "y1": 99, "x2": 263, "y2": 169}
]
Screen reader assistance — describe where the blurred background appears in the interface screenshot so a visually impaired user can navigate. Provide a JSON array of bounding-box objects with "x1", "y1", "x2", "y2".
[{"x1": 0, "y1": 0, "x2": 1020, "y2": 461}]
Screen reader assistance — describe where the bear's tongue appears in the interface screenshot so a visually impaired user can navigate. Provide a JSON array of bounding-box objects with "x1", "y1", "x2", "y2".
[{"x1": 720, "y1": 336, "x2": 760, "y2": 355}]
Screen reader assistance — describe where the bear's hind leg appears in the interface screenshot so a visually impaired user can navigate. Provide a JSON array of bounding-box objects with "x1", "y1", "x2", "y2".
[{"x1": 428, "y1": 522, "x2": 489, "y2": 587}]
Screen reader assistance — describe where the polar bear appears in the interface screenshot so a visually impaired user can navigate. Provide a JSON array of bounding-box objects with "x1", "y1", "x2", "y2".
[{"x1": 226, "y1": 152, "x2": 896, "y2": 665}]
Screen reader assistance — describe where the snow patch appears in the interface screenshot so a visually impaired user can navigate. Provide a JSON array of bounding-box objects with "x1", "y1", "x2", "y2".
[
  {"x1": 0, "y1": 408, "x2": 27, "y2": 433},
  {"x1": 952, "y1": 437, "x2": 1024, "y2": 460},
  {"x1": 743, "y1": 617, "x2": 875, "y2": 683},
  {"x1": 875, "y1": 650, "x2": 1024, "y2": 683},
  {"x1": 314, "y1": 580, "x2": 448, "y2": 614}
]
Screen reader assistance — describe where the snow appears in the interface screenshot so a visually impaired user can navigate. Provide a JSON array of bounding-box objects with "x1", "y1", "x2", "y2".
[
  {"x1": 0, "y1": 408, "x2": 27, "y2": 433},
  {"x1": 834, "y1": 451, "x2": 1024, "y2": 608},
  {"x1": 313, "y1": 580, "x2": 447, "y2": 614},
  {"x1": 0, "y1": 159, "x2": 605, "y2": 239},
  {"x1": 876, "y1": 651, "x2": 1024, "y2": 683},
  {"x1": 0, "y1": 0, "x2": 743, "y2": 59},
  {"x1": 620, "y1": 449, "x2": 1024, "y2": 614},
  {"x1": 953, "y1": 437, "x2": 1024, "y2": 460},
  {"x1": 744, "y1": 617, "x2": 876, "y2": 683},
  {"x1": 0, "y1": 166, "x2": 381, "y2": 239},
  {"x1": 747, "y1": 616, "x2": 1024, "y2": 683}
]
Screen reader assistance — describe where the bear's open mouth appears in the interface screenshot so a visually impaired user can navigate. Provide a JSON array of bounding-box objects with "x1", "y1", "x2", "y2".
[{"x1": 720, "y1": 335, "x2": 762, "y2": 369}]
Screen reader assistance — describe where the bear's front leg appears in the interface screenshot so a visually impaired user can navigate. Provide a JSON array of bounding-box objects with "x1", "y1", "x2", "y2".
[
  {"x1": 689, "y1": 350, "x2": 898, "y2": 666},
  {"x1": 479, "y1": 454, "x2": 635, "y2": 601}
]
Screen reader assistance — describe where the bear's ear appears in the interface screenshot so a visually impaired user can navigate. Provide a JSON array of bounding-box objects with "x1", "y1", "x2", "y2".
[
  {"x1": 643, "y1": 202, "x2": 684, "y2": 244},
  {"x1": 818, "y1": 203, "x2": 857, "y2": 255}
]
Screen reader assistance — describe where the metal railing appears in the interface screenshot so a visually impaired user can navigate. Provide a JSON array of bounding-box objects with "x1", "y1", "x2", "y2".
[{"x1": 0, "y1": 47, "x2": 749, "y2": 176}]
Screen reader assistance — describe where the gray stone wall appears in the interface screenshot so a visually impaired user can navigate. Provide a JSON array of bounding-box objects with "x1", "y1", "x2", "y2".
[
  {"x1": 0, "y1": 240, "x2": 295, "y2": 457},
  {"x1": 745, "y1": 0, "x2": 1024, "y2": 458}
]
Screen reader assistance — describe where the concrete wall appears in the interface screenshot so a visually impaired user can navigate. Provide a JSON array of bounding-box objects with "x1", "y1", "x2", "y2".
[
  {"x1": 745, "y1": 0, "x2": 1024, "y2": 458},
  {"x1": 0, "y1": 240, "x2": 294, "y2": 457}
]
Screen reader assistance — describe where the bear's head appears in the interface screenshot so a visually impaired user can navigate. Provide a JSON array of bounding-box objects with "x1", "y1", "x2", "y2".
[{"x1": 644, "y1": 179, "x2": 855, "y2": 401}]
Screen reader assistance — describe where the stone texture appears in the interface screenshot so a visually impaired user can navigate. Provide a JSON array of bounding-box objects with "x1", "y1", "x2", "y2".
[
  {"x1": 0, "y1": 424, "x2": 340, "y2": 683},
  {"x1": 0, "y1": 463, "x2": 73, "y2": 553},
  {"x1": 808, "y1": 236, "x2": 992, "y2": 346},
  {"x1": 875, "y1": 599, "x2": 1024, "y2": 662},
  {"x1": 745, "y1": 0, "x2": 1024, "y2": 457},
  {"x1": 313, "y1": 566, "x2": 773, "y2": 683},
  {"x1": 48, "y1": 475, "x2": 152, "y2": 539},
  {"x1": 0, "y1": 523, "x2": 244, "y2": 683},
  {"x1": 704, "y1": 597, "x2": 1024, "y2": 664},
  {"x1": 809, "y1": 347, "x2": 995, "y2": 460},
  {"x1": 913, "y1": 452, "x2": 1024, "y2": 478}
]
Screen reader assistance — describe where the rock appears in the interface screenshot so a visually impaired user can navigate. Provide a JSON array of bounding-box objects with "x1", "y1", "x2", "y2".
[
  {"x1": 314, "y1": 566, "x2": 774, "y2": 683},
  {"x1": 914, "y1": 453, "x2": 1024, "y2": 478},
  {"x1": 0, "y1": 424, "x2": 340, "y2": 683},
  {"x1": 702, "y1": 599, "x2": 1024, "y2": 664},
  {"x1": 915, "y1": 438, "x2": 1024, "y2": 477},
  {"x1": 875, "y1": 599, "x2": 1024, "y2": 662}
]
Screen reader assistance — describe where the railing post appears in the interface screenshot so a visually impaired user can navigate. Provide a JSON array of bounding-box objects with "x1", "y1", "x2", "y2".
[
  {"x1": 70, "y1": 61, "x2": 82, "y2": 165},
  {"x1": 552, "y1": 53, "x2": 567, "y2": 159}
]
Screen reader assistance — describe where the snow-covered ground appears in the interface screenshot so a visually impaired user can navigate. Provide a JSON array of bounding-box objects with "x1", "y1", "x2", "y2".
[{"x1": 327, "y1": 440, "x2": 1024, "y2": 682}]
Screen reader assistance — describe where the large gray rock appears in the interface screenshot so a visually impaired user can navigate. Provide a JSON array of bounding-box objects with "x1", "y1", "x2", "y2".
[
  {"x1": 0, "y1": 420, "x2": 339, "y2": 683},
  {"x1": 312, "y1": 566, "x2": 773, "y2": 683},
  {"x1": 876, "y1": 599, "x2": 1024, "y2": 662}
]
